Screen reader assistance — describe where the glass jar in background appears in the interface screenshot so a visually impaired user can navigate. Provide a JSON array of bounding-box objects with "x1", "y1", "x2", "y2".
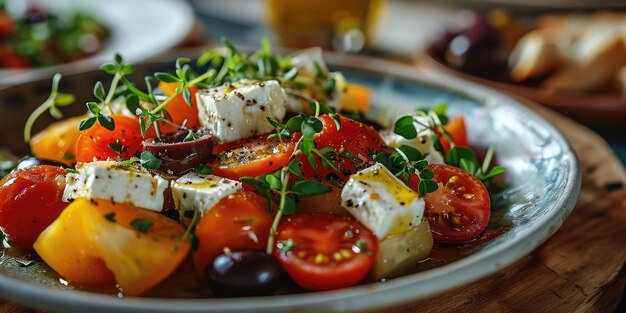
[{"x1": 267, "y1": 0, "x2": 384, "y2": 53}]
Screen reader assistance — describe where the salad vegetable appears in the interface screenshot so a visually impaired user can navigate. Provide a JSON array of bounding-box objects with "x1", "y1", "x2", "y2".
[{"x1": 0, "y1": 38, "x2": 506, "y2": 297}]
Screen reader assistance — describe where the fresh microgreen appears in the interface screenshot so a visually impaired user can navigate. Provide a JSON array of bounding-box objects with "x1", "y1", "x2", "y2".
[
  {"x1": 183, "y1": 130, "x2": 199, "y2": 142},
  {"x1": 130, "y1": 218, "x2": 153, "y2": 234},
  {"x1": 104, "y1": 212, "x2": 117, "y2": 223},
  {"x1": 180, "y1": 206, "x2": 200, "y2": 250},
  {"x1": 193, "y1": 165, "x2": 213, "y2": 175},
  {"x1": 66, "y1": 168, "x2": 78, "y2": 174},
  {"x1": 393, "y1": 115, "x2": 417, "y2": 139},
  {"x1": 242, "y1": 162, "x2": 331, "y2": 255},
  {"x1": 15, "y1": 260, "x2": 35, "y2": 267},
  {"x1": 354, "y1": 239, "x2": 373, "y2": 256},
  {"x1": 278, "y1": 239, "x2": 295, "y2": 253},
  {"x1": 444, "y1": 145, "x2": 506, "y2": 182},
  {"x1": 0, "y1": 155, "x2": 16, "y2": 179},
  {"x1": 23, "y1": 74, "x2": 75, "y2": 143},
  {"x1": 107, "y1": 140, "x2": 127, "y2": 156},
  {"x1": 140, "y1": 151, "x2": 162, "y2": 169}
]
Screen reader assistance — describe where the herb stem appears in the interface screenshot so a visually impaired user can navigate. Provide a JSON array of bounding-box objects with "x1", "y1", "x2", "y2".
[
  {"x1": 266, "y1": 167, "x2": 290, "y2": 254},
  {"x1": 24, "y1": 74, "x2": 61, "y2": 143},
  {"x1": 482, "y1": 145, "x2": 495, "y2": 175},
  {"x1": 188, "y1": 69, "x2": 216, "y2": 86},
  {"x1": 181, "y1": 207, "x2": 199, "y2": 241},
  {"x1": 103, "y1": 73, "x2": 122, "y2": 109}
]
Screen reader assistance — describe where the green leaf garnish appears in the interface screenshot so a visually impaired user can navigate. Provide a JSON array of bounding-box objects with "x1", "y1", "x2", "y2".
[
  {"x1": 393, "y1": 116, "x2": 417, "y2": 139},
  {"x1": 140, "y1": 151, "x2": 162, "y2": 169},
  {"x1": 194, "y1": 165, "x2": 213, "y2": 175},
  {"x1": 183, "y1": 130, "x2": 199, "y2": 142},
  {"x1": 104, "y1": 212, "x2": 117, "y2": 223},
  {"x1": 130, "y1": 218, "x2": 153, "y2": 234}
]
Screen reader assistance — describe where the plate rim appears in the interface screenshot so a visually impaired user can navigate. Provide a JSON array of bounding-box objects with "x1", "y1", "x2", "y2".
[{"x1": 0, "y1": 53, "x2": 581, "y2": 313}]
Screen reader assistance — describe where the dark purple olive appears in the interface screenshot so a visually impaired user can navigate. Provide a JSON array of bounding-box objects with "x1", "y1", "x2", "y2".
[
  {"x1": 206, "y1": 250, "x2": 287, "y2": 297},
  {"x1": 142, "y1": 128, "x2": 213, "y2": 175},
  {"x1": 17, "y1": 156, "x2": 66, "y2": 170}
]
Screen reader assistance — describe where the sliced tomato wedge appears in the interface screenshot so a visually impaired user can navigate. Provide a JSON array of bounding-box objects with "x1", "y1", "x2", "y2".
[
  {"x1": 273, "y1": 213, "x2": 377, "y2": 291},
  {"x1": 410, "y1": 164, "x2": 490, "y2": 242},
  {"x1": 298, "y1": 114, "x2": 385, "y2": 185},
  {"x1": 212, "y1": 133, "x2": 300, "y2": 182},
  {"x1": 193, "y1": 191, "x2": 272, "y2": 274},
  {"x1": 438, "y1": 117, "x2": 468, "y2": 152},
  {"x1": 34, "y1": 198, "x2": 190, "y2": 295},
  {"x1": 75, "y1": 114, "x2": 149, "y2": 162}
]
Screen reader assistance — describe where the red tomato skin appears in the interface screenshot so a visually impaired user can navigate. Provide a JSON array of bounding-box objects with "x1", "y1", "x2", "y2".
[
  {"x1": 192, "y1": 191, "x2": 272, "y2": 274},
  {"x1": 0, "y1": 166, "x2": 67, "y2": 249},
  {"x1": 410, "y1": 164, "x2": 490, "y2": 242},
  {"x1": 273, "y1": 213, "x2": 377, "y2": 291},
  {"x1": 299, "y1": 114, "x2": 385, "y2": 184},
  {"x1": 75, "y1": 114, "x2": 149, "y2": 162}
]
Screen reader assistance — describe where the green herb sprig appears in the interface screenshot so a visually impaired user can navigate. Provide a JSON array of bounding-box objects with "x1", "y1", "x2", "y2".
[
  {"x1": 241, "y1": 162, "x2": 331, "y2": 254},
  {"x1": 392, "y1": 104, "x2": 506, "y2": 183},
  {"x1": 79, "y1": 54, "x2": 135, "y2": 132},
  {"x1": 23, "y1": 73, "x2": 75, "y2": 142}
]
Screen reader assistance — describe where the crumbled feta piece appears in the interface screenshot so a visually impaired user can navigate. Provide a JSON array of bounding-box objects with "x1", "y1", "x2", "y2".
[
  {"x1": 170, "y1": 172, "x2": 243, "y2": 216},
  {"x1": 196, "y1": 80, "x2": 287, "y2": 143},
  {"x1": 341, "y1": 164, "x2": 425, "y2": 239},
  {"x1": 63, "y1": 161, "x2": 168, "y2": 212}
]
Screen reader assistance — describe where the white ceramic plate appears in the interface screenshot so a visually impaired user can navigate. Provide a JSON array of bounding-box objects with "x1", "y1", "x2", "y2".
[
  {"x1": 0, "y1": 52, "x2": 580, "y2": 312},
  {"x1": 0, "y1": 0, "x2": 194, "y2": 86}
]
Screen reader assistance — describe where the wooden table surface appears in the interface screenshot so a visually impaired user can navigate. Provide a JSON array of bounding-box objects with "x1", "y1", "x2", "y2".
[{"x1": 2, "y1": 94, "x2": 625, "y2": 312}]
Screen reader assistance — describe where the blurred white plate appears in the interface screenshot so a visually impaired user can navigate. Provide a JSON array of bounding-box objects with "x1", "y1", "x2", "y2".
[{"x1": 0, "y1": 0, "x2": 194, "y2": 86}]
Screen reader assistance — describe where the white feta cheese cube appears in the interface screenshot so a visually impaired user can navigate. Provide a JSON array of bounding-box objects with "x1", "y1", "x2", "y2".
[
  {"x1": 171, "y1": 172, "x2": 243, "y2": 216},
  {"x1": 196, "y1": 80, "x2": 287, "y2": 143},
  {"x1": 289, "y1": 47, "x2": 328, "y2": 75},
  {"x1": 63, "y1": 161, "x2": 168, "y2": 212},
  {"x1": 341, "y1": 163, "x2": 425, "y2": 239},
  {"x1": 379, "y1": 114, "x2": 444, "y2": 164}
]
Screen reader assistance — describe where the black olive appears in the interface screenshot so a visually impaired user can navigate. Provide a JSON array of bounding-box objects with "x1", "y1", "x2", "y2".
[
  {"x1": 16, "y1": 156, "x2": 66, "y2": 170},
  {"x1": 142, "y1": 127, "x2": 213, "y2": 175},
  {"x1": 206, "y1": 250, "x2": 287, "y2": 297}
]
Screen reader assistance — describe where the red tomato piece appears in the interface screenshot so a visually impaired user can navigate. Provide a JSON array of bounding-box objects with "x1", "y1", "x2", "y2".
[
  {"x1": 298, "y1": 114, "x2": 385, "y2": 185},
  {"x1": 273, "y1": 213, "x2": 377, "y2": 291},
  {"x1": 438, "y1": 117, "x2": 468, "y2": 152},
  {"x1": 193, "y1": 191, "x2": 272, "y2": 274},
  {"x1": 410, "y1": 164, "x2": 490, "y2": 242},
  {"x1": 75, "y1": 114, "x2": 147, "y2": 162},
  {"x1": 0, "y1": 165, "x2": 68, "y2": 249},
  {"x1": 212, "y1": 133, "x2": 300, "y2": 182}
]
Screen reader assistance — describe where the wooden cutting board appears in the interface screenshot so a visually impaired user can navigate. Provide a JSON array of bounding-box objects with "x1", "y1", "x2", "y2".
[{"x1": 1, "y1": 102, "x2": 625, "y2": 313}]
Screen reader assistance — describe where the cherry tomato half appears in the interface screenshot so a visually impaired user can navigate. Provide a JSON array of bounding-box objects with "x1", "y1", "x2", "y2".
[
  {"x1": 212, "y1": 133, "x2": 300, "y2": 182},
  {"x1": 0, "y1": 165, "x2": 67, "y2": 249},
  {"x1": 193, "y1": 191, "x2": 272, "y2": 274},
  {"x1": 273, "y1": 213, "x2": 377, "y2": 291},
  {"x1": 299, "y1": 114, "x2": 385, "y2": 185},
  {"x1": 75, "y1": 114, "x2": 146, "y2": 162},
  {"x1": 410, "y1": 164, "x2": 490, "y2": 242}
]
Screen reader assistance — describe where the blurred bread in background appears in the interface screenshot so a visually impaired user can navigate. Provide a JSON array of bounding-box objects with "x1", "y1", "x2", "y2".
[{"x1": 509, "y1": 12, "x2": 626, "y2": 94}]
